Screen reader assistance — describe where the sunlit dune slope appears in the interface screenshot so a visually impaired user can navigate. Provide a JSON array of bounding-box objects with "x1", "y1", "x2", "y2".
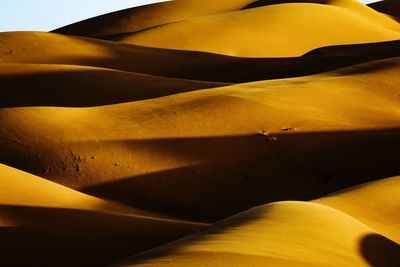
[
  {"x1": 116, "y1": 3, "x2": 400, "y2": 57},
  {"x1": 315, "y1": 176, "x2": 400, "y2": 243},
  {"x1": 0, "y1": 58, "x2": 399, "y2": 221},
  {"x1": 0, "y1": 164, "x2": 206, "y2": 267},
  {"x1": 115, "y1": 200, "x2": 400, "y2": 267},
  {"x1": 369, "y1": 0, "x2": 400, "y2": 21},
  {"x1": 52, "y1": 0, "x2": 263, "y2": 38},
  {"x1": 1, "y1": 32, "x2": 400, "y2": 83},
  {"x1": 0, "y1": 63, "x2": 227, "y2": 107},
  {"x1": 1, "y1": 0, "x2": 400, "y2": 266},
  {"x1": 328, "y1": 0, "x2": 400, "y2": 32},
  {"x1": 244, "y1": 0, "x2": 400, "y2": 32},
  {"x1": 52, "y1": 0, "x2": 400, "y2": 40}
]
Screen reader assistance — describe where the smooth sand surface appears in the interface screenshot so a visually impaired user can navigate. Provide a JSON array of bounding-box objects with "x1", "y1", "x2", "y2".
[
  {"x1": 116, "y1": 177, "x2": 400, "y2": 266},
  {"x1": 1, "y1": 58, "x2": 399, "y2": 221},
  {"x1": 0, "y1": 63, "x2": 228, "y2": 107},
  {"x1": 1, "y1": 0, "x2": 399, "y2": 266},
  {"x1": 2, "y1": 31, "x2": 399, "y2": 83},
  {"x1": 116, "y1": 2, "x2": 400, "y2": 57},
  {"x1": 315, "y1": 176, "x2": 400, "y2": 243},
  {"x1": 52, "y1": 0, "x2": 262, "y2": 38},
  {"x1": 0, "y1": 164, "x2": 206, "y2": 266}
]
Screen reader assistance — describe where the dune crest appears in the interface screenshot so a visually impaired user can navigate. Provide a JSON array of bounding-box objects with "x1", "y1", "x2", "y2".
[
  {"x1": 369, "y1": 0, "x2": 400, "y2": 21},
  {"x1": 52, "y1": 0, "x2": 261, "y2": 38},
  {"x1": 1, "y1": 0, "x2": 399, "y2": 265},
  {"x1": 116, "y1": 195, "x2": 400, "y2": 266},
  {"x1": 0, "y1": 63, "x2": 228, "y2": 107},
  {"x1": 115, "y1": 3, "x2": 400, "y2": 57},
  {"x1": 0, "y1": 164, "x2": 206, "y2": 266},
  {"x1": 1, "y1": 58, "x2": 400, "y2": 221}
]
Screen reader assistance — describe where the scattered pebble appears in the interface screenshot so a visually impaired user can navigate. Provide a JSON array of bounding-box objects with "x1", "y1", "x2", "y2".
[{"x1": 281, "y1": 127, "x2": 295, "y2": 131}]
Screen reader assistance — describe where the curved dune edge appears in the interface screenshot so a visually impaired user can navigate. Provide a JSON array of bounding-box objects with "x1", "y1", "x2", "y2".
[
  {"x1": 1, "y1": 0, "x2": 400, "y2": 266},
  {"x1": 52, "y1": 0, "x2": 400, "y2": 39},
  {"x1": 315, "y1": 176, "x2": 400, "y2": 243},
  {"x1": 52, "y1": 0, "x2": 261, "y2": 38},
  {"x1": 369, "y1": 0, "x2": 400, "y2": 21},
  {"x1": 114, "y1": 175, "x2": 400, "y2": 266},
  {"x1": 324, "y1": 0, "x2": 400, "y2": 32},
  {"x1": 0, "y1": 63, "x2": 228, "y2": 107},
  {"x1": 1, "y1": 31, "x2": 400, "y2": 84},
  {"x1": 0, "y1": 164, "x2": 206, "y2": 266},
  {"x1": 0, "y1": 58, "x2": 399, "y2": 221},
  {"x1": 115, "y1": 3, "x2": 400, "y2": 57},
  {"x1": 244, "y1": 0, "x2": 400, "y2": 34}
]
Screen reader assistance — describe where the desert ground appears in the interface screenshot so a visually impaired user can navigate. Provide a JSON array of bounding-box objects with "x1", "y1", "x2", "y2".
[{"x1": 0, "y1": 0, "x2": 399, "y2": 266}]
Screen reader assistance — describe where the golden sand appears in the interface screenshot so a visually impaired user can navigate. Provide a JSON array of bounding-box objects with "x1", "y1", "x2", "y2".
[{"x1": 0, "y1": 0, "x2": 399, "y2": 266}]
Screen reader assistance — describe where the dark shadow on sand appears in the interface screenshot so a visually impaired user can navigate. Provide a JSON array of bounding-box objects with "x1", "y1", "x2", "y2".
[
  {"x1": 0, "y1": 204, "x2": 203, "y2": 267},
  {"x1": 81, "y1": 128, "x2": 400, "y2": 222},
  {"x1": 361, "y1": 234, "x2": 400, "y2": 267}
]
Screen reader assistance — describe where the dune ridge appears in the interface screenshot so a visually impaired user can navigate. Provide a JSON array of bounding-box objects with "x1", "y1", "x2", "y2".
[
  {"x1": 1, "y1": 58, "x2": 399, "y2": 221},
  {"x1": 52, "y1": 0, "x2": 262, "y2": 38},
  {"x1": 115, "y1": 176, "x2": 400, "y2": 266},
  {"x1": 1, "y1": 31, "x2": 400, "y2": 85},
  {"x1": 369, "y1": 0, "x2": 400, "y2": 21},
  {"x1": 0, "y1": 164, "x2": 206, "y2": 266},
  {"x1": 1, "y1": 0, "x2": 400, "y2": 266},
  {"x1": 0, "y1": 63, "x2": 228, "y2": 107},
  {"x1": 115, "y1": 2, "x2": 400, "y2": 57}
]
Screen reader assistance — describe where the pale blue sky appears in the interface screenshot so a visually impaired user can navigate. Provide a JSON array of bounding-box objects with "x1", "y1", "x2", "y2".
[
  {"x1": 0, "y1": 0, "x2": 380, "y2": 32},
  {"x1": 0, "y1": 0, "x2": 166, "y2": 32}
]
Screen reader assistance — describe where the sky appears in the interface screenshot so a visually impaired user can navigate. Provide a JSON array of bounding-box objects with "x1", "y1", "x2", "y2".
[
  {"x1": 0, "y1": 0, "x2": 167, "y2": 32},
  {"x1": 0, "y1": 0, "x2": 381, "y2": 32}
]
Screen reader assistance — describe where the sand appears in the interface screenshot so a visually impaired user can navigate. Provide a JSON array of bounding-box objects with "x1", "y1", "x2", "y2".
[
  {"x1": 0, "y1": 164, "x2": 206, "y2": 266},
  {"x1": 369, "y1": 0, "x2": 400, "y2": 20},
  {"x1": 116, "y1": 176, "x2": 400, "y2": 267},
  {"x1": 0, "y1": 63, "x2": 228, "y2": 107},
  {"x1": 1, "y1": 57, "x2": 400, "y2": 222},
  {"x1": 115, "y1": 2, "x2": 400, "y2": 57},
  {"x1": 0, "y1": 0, "x2": 399, "y2": 266}
]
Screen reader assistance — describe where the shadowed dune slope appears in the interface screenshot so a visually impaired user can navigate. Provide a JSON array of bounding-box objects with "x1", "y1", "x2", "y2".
[
  {"x1": 0, "y1": 63, "x2": 228, "y2": 108},
  {"x1": 1, "y1": 32, "x2": 400, "y2": 84},
  {"x1": 0, "y1": 58, "x2": 399, "y2": 221},
  {"x1": 1, "y1": 1, "x2": 400, "y2": 266},
  {"x1": 0, "y1": 164, "x2": 206, "y2": 267},
  {"x1": 244, "y1": 0, "x2": 328, "y2": 9},
  {"x1": 115, "y1": 194, "x2": 400, "y2": 266},
  {"x1": 115, "y1": 3, "x2": 400, "y2": 57},
  {"x1": 1, "y1": 0, "x2": 400, "y2": 266},
  {"x1": 369, "y1": 0, "x2": 400, "y2": 21}
]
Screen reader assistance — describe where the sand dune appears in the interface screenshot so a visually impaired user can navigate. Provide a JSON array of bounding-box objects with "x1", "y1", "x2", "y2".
[
  {"x1": 115, "y1": 2, "x2": 400, "y2": 57},
  {"x1": 116, "y1": 183, "x2": 400, "y2": 266},
  {"x1": 315, "y1": 176, "x2": 400, "y2": 243},
  {"x1": 1, "y1": 0, "x2": 399, "y2": 266},
  {"x1": 369, "y1": 0, "x2": 400, "y2": 20},
  {"x1": 0, "y1": 164, "x2": 205, "y2": 266},
  {"x1": 1, "y1": 58, "x2": 399, "y2": 221},
  {"x1": 243, "y1": 0, "x2": 400, "y2": 31},
  {"x1": 0, "y1": 63, "x2": 227, "y2": 107},
  {"x1": 115, "y1": 175, "x2": 400, "y2": 266},
  {"x1": 1, "y1": 32, "x2": 400, "y2": 84},
  {"x1": 53, "y1": 0, "x2": 400, "y2": 42},
  {"x1": 52, "y1": 0, "x2": 263, "y2": 38}
]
